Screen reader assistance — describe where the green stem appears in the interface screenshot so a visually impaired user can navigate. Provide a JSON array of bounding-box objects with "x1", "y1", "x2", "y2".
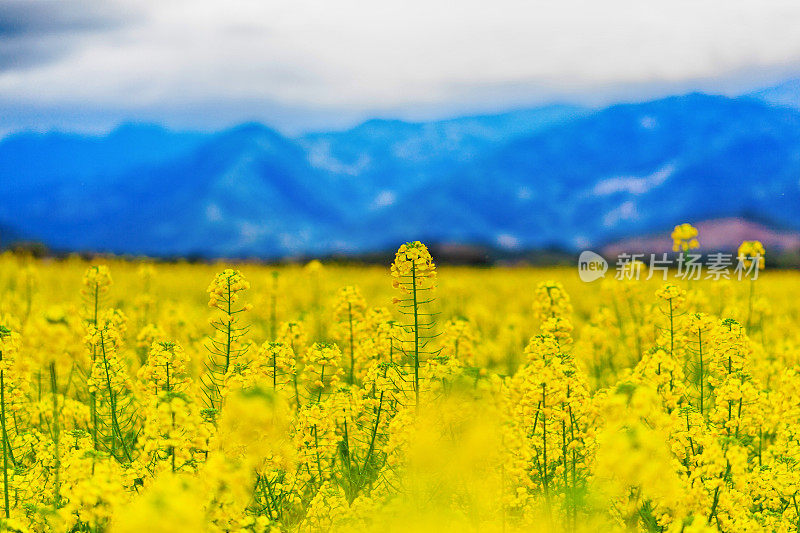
[
  {"x1": 541, "y1": 384, "x2": 549, "y2": 497},
  {"x1": 361, "y1": 390, "x2": 384, "y2": 476},
  {"x1": 99, "y1": 332, "x2": 132, "y2": 462},
  {"x1": 91, "y1": 282, "x2": 99, "y2": 451},
  {"x1": 225, "y1": 277, "x2": 232, "y2": 373},
  {"x1": 317, "y1": 365, "x2": 325, "y2": 403},
  {"x1": 0, "y1": 352, "x2": 10, "y2": 519},
  {"x1": 348, "y1": 303, "x2": 355, "y2": 384},
  {"x1": 49, "y1": 362, "x2": 61, "y2": 509},
  {"x1": 668, "y1": 299, "x2": 674, "y2": 357},
  {"x1": 747, "y1": 278, "x2": 754, "y2": 331},
  {"x1": 698, "y1": 328, "x2": 704, "y2": 415},
  {"x1": 272, "y1": 347, "x2": 277, "y2": 391},
  {"x1": 412, "y1": 264, "x2": 420, "y2": 412}
]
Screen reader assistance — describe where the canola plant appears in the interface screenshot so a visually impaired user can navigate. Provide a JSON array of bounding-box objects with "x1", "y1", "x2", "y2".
[{"x1": 0, "y1": 230, "x2": 798, "y2": 532}]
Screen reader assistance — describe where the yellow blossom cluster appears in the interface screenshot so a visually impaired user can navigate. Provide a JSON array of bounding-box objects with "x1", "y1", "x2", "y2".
[
  {"x1": 207, "y1": 269, "x2": 251, "y2": 310},
  {"x1": 738, "y1": 240, "x2": 766, "y2": 270},
  {"x1": 0, "y1": 232, "x2": 795, "y2": 532},
  {"x1": 671, "y1": 223, "x2": 700, "y2": 252},
  {"x1": 390, "y1": 240, "x2": 436, "y2": 295}
]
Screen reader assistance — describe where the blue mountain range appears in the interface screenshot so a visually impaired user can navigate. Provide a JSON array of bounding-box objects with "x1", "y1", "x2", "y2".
[{"x1": 1, "y1": 91, "x2": 799, "y2": 257}]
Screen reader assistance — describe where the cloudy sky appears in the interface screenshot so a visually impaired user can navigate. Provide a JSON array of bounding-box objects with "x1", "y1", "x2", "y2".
[{"x1": 2, "y1": 0, "x2": 800, "y2": 134}]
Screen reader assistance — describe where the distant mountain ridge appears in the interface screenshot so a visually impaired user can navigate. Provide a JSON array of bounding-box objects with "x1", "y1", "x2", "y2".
[
  {"x1": 750, "y1": 78, "x2": 800, "y2": 110},
  {"x1": 1, "y1": 92, "x2": 799, "y2": 257}
]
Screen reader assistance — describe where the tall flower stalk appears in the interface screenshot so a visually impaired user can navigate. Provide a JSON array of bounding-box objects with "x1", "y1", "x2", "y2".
[
  {"x1": 81, "y1": 266, "x2": 112, "y2": 451},
  {"x1": 333, "y1": 286, "x2": 366, "y2": 384},
  {"x1": 738, "y1": 240, "x2": 765, "y2": 331},
  {"x1": 0, "y1": 325, "x2": 19, "y2": 519},
  {"x1": 86, "y1": 311, "x2": 137, "y2": 462},
  {"x1": 202, "y1": 269, "x2": 252, "y2": 412},
  {"x1": 391, "y1": 241, "x2": 437, "y2": 412}
]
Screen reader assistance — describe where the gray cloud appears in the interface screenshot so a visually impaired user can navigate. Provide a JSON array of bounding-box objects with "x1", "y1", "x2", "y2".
[
  {"x1": 0, "y1": 0, "x2": 137, "y2": 70},
  {"x1": 2, "y1": 0, "x2": 800, "y2": 134},
  {"x1": 0, "y1": 35, "x2": 60, "y2": 69}
]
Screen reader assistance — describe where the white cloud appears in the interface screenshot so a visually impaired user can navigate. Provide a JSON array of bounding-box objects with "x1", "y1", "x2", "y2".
[
  {"x1": 2, "y1": 0, "x2": 800, "y2": 130},
  {"x1": 371, "y1": 190, "x2": 396, "y2": 209},
  {"x1": 496, "y1": 233, "x2": 520, "y2": 249},
  {"x1": 640, "y1": 116, "x2": 658, "y2": 129},
  {"x1": 305, "y1": 139, "x2": 371, "y2": 174},
  {"x1": 205, "y1": 203, "x2": 222, "y2": 222},
  {"x1": 593, "y1": 163, "x2": 675, "y2": 196},
  {"x1": 603, "y1": 200, "x2": 639, "y2": 228}
]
